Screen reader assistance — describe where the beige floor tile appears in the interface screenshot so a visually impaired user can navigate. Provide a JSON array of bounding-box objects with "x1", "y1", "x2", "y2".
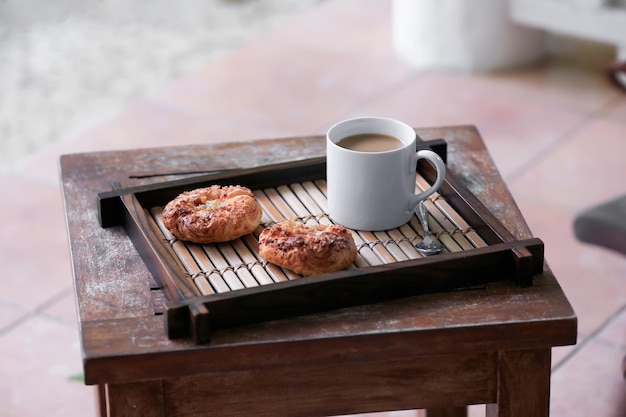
[
  {"x1": 602, "y1": 94, "x2": 626, "y2": 125},
  {"x1": 152, "y1": 34, "x2": 412, "y2": 134},
  {"x1": 597, "y1": 306, "x2": 626, "y2": 350},
  {"x1": 356, "y1": 71, "x2": 587, "y2": 179},
  {"x1": 511, "y1": 118, "x2": 626, "y2": 210},
  {"x1": 264, "y1": 0, "x2": 395, "y2": 58},
  {"x1": 0, "y1": 303, "x2": 29, "y2": 333},
  {"x1": 550, "y1": 340, "x2": 626, "y2": 417},
  {"x1": 480, "y1": 58, "x2": 622, "y2": 116},
  {"x1": 40, "y1": 288, "x2": 79, "y2": 325},
  {"x1": 0, "y1": 316, "x2": 97, "y2": 417},
  {"x1": 0, "y1": 175, "x2": 74, "y2": 309}
]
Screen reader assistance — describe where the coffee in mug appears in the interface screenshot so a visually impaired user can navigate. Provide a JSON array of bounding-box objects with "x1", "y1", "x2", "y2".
[
  {"x1": 336, "y1": 133, "x2": 404, "y2": 153},
  {"x1": 326, "y1": 116, "x2": 446, "y2": 231}
]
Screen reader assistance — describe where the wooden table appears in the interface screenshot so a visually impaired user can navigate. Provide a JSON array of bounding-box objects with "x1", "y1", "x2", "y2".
[{"x1": 60, "y1": 125, "x2": 577, "y2": 417}]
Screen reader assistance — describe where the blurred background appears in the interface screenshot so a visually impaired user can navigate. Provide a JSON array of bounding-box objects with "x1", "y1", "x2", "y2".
[
  {"x1": 1, "y1": 1, "x2": 626, "y2": 416},
  {"x1": 0, "y1": 0, "x2": 317, "y2": 174}
]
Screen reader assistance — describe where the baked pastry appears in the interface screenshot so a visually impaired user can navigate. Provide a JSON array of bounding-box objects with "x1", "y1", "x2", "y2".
[
  {"x1": 162, "y1": 185, "x2": 262, "y2": 244},
  {"x1": 258, "y1": 220, "x2": 357, "y2": 276}
]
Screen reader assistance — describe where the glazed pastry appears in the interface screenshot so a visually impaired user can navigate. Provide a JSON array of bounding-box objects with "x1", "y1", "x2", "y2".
[
  {"x1": 258, "y1": 220, "x2": 357, "y2": 276},
  {"x1": 162, "y1": 185, "x2": 262, "y2": 244}
]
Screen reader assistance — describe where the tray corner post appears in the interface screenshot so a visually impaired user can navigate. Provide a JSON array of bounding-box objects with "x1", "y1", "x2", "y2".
[
  {"x1": 97, "y1": 193, "x2": 122, "y2": 228},
  {"x1": 189, "y1": 302, "x2": 212, "y2": 345},
  {"x1": 510, "y1": 238, "x2": 545, "y2": 287},
  {"x1": 97, "y1": 182, "x2": 129, "y2": 228},
  {"x1": 166, "y1": 302, "x2": 190, "y2": 339},
  {"x1": 165, "y1": 301, "x2": 212, "y2": 344}
]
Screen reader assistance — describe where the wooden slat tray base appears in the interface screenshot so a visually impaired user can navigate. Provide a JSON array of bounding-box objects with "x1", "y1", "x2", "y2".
[
  {"x1": 98, "y1": 139, "x2": 544, "y2": 344},
  {"x1": 149, "y1": 179, "x2": 488, "y2": 293}
]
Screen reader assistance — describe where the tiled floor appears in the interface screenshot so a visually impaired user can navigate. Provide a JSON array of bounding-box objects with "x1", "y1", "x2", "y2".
[{"x1": 2, "y1": 1, "x2": 626, "y2": 416}]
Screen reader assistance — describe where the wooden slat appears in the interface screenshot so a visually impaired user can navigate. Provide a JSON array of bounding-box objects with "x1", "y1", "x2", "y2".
[
  {"x1": 230, "y1": 239, "x2": 274, "y2": 285},
  {"x1": 289, "y1": 183, "x2": 327, "y2": 221},
  {"x1": 203, "y1": 245, "x2": 245, "y2": 291},
  {"x1": 193, "y1": 276, "x2": 215, "y2": 296},
  {"x1": 264, "y1": 187, "x2": 298, "y2": 220},
  {"x1": 423, "y1": 199, "x2": 475, "y2": 252},
  {"x1": 218, "y1": 242, "x2": 259, "y2": 288},
  {"x1": 373, "y1": 231, "x2": 410, "y2": 262},
  {"x1": 389, "y1": 229, "x2": 424, "y2": 259},
  {"x1": 435, "y1": 197, "x2": 488, "y2": 248},
  {"x1": 254, "y1": 189, "x2": 285, "y2": 224},
  {"x1": 186, "y1": 245, "x2": 230, "y2": 294},
  {"x1": 275, "y1": 185, "x2": 314, "y2": 223}
]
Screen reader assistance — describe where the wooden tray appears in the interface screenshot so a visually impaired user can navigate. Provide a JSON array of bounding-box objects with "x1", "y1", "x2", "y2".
[{"x1": 97, "y1": 139, "x2": 544, "y2": 344}]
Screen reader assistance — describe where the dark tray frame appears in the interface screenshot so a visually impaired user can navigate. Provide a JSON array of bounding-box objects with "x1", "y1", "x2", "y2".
[{"x1": 98, "y1": 139, "x2": 544, "y2": 344}]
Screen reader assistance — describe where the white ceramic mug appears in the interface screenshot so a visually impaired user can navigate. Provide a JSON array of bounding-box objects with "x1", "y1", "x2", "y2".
[{"x1": 326, "y1": 117, "x2": 446, "y2": 231}]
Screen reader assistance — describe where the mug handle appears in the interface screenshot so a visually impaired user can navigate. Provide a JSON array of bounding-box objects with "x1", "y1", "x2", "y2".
[{"x1": 408, "y1": 149, "x2": 446, "y2": 210}]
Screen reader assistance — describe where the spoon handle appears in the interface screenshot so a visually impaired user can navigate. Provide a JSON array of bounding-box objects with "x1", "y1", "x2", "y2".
[{"x1": 417, "y1": 201, "x2": 430, "y2": 236}]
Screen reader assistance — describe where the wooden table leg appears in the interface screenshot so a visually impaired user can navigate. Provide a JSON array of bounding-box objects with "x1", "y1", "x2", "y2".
[
  {"x1": 106, "y1": 381, "x2": 165, "y2": 417},
  {"x1": 426, "y1": 406, "x2": 468, "y2": 417},
  {"x1": 96, "y1": 384, "x2": 107, "y2": 417},
  {"x1": 486, "y1": 349, "x2": 551, "y2": 417}
]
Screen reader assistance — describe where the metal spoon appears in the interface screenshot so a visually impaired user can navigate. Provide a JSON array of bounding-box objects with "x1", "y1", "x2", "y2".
[{"x1": 414, "y1": 201, "x2": 443, "y2": 256}]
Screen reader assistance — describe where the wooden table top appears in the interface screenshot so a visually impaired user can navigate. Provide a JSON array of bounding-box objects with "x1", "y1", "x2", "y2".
[{"x1": 60, "y1": 125, "x2": 577, "y2": 386}]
